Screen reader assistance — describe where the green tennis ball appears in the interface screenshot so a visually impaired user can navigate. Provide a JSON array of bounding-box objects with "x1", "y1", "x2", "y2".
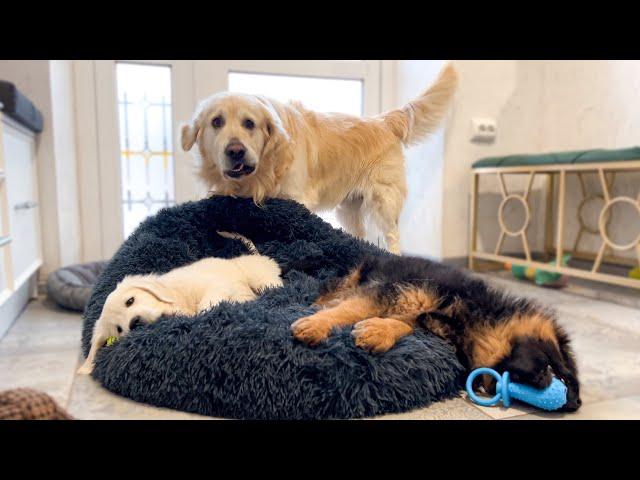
[{"x1": 105, "y1": 336, "x2": 118, "y2": 347}]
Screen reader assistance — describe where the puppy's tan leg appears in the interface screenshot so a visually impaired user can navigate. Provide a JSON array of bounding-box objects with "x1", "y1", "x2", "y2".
[
  {"x1": 336, "y1": 196, "x2": 366, "y2": 238},
  {"x1": 352, "y1": 317, "x2": 414, "y2": 353},
  {"x1": 291, "y1": 295, "x2": 381, "y2": 345}
]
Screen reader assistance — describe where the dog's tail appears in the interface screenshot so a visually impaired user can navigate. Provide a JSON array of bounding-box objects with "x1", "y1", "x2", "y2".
[
  {"x1": 217, "y1": 231, "x2": 259, "y2": 255},
  {"x1": 379, "y1": 62, "x2": 458, "y2": 147}
]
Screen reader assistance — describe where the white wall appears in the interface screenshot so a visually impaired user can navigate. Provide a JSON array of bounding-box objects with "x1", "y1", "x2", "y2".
[{"x1": 394, "y1": 60, "x2": 446, "y2": 259}]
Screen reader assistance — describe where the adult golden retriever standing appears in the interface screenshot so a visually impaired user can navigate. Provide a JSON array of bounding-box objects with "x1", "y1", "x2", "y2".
[{"x1": 181, "y1": 63, "x2": 458, "y2": 253}]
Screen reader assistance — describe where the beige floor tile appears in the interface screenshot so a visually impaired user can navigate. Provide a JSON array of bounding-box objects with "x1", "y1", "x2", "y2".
[
  {"x1": 0, "y1": 298, "x2": 82, "y2": 356},
  {"x1": 66, "y1": 372, "x2": 217, "y2": 420},
  {"x1": 505, "y1": 395, "x2": 640, "y2": 420},
  {"x1": 464, "y1": 397, "x2": 537, "y2": 419},
  {"x1": 0, "y1": 349, "x2": 79, "y2": 406},
  {"x1": 373, "y1": 397, "x2": 492, "y2": 420}
]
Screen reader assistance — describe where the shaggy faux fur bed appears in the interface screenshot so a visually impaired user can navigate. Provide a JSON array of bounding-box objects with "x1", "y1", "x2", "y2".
[{"x1": 81, "y1": 196, "x2": 464, "y2": 419}]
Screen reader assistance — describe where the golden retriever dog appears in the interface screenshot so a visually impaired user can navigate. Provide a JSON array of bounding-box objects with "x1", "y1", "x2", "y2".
[
  {"x1": 77, "y1": 232, "x2": 282, "y2": 375},
  {"x1": 181, "y1": 63, "x2": 458, "y2": 254}
]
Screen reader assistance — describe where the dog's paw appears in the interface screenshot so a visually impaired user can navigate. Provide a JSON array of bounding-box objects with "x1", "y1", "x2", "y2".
[
  {"x1": 76, "y1": 361, "x2": 94, "y2": 375},
  {"x1": 291, "y1": 316, "x2": 332, "y2": 345},
  {"x1": 352, "y1": 318, "x2": 399, "y2": 353}
]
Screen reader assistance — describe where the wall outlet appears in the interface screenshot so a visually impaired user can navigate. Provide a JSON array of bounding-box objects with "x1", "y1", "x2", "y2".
[{"x1": 470, "y1": 117, "x2": 497, "y2": 143}]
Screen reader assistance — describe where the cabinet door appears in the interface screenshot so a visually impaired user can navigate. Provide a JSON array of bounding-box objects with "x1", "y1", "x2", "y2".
[
  {"x1": 0, "y1": 199, "x2": 9, "y2": 296},
  {"x1": 2, "y1": 120, "x2": 41, "y2": 285}
]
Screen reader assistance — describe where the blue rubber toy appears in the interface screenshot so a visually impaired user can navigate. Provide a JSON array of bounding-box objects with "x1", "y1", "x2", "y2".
[{"x1": 466, "y1": 367, "x2": 567, "y2": 411}]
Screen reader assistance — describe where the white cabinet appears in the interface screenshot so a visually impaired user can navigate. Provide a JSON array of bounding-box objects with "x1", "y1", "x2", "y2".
[{"x1": 0, "y1": 112, "x2": 42, "y2": 338}]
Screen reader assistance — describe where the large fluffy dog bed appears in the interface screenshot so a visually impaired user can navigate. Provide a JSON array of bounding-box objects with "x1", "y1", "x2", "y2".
[{"x1": 81, "y1": 197, "x2": 464, "y2": 419}]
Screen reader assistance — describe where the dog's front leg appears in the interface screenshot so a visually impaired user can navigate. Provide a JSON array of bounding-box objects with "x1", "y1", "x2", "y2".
[
  {"x1": 351, "y1": 317, "x2": 414, "y2": 353},
  {"x1": 291, "y1": 295, "x2": 380, "y2": 346}
]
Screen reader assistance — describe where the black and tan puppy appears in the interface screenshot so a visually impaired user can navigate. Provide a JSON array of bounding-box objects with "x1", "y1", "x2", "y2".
[{"x1": 291, "y1": 255, "x2": 582, "y2": 412}]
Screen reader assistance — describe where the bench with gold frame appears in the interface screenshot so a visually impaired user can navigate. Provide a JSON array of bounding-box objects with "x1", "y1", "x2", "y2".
[{"x1": 468, "y1": 147, "x2": 640, "y2": 290}]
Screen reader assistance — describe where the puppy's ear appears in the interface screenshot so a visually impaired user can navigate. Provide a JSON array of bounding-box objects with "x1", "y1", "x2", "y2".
[
  {"x1": 131, "y1": 277, "x2": 175, "y2": 304},
  {"x1": 181, "y1": 122, "x2": 199, "y2": 151},
  {"x1": 77, "y1": 319, "x2": 109, "y2": 375}
]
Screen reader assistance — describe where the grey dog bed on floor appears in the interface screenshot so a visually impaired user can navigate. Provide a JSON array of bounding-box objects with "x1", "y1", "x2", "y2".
[
  {"x1": 47, "y1": 261, "x2": 108, "y2": 312},
  {"x1": 81, "y1": 196, "x2": 464, "y2": 419}
]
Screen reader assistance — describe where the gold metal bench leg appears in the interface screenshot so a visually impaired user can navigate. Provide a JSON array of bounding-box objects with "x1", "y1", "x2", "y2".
[
  {"x1": 544, "y1": 173, "x2": 555, "y2": 261},
  {"x1": 555, "y1": 170, "x2": 566, "y2": 267},
  {"x1": 468, "y1": 172, "x2": 479, "y2": 270}
]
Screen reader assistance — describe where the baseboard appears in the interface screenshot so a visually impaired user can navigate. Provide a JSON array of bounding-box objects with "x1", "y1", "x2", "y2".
[{"x1": 440, "y1": 256, "x2": 470, "y2": 269}]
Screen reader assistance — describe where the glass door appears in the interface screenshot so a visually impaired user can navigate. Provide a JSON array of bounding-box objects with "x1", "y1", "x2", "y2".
[{"x1": 93, "y1": 60, "x2": 196, "y2": 257}]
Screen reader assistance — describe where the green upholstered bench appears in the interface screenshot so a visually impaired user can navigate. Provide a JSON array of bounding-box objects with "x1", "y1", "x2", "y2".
[
  {"x1": 468, "y1": 147, "x2": 640, "y2": 290},
  {"x1": 473, "y1": 146, "x2": 640, "y2": 169}
]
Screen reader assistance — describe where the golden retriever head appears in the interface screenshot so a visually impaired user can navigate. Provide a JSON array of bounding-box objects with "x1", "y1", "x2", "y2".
[
  {"x1": 77, "y1": 275, "x2": 176, "y2": 375},
  {"x1": 181, "y1": 93, "x2": 291, "y2": 202}
]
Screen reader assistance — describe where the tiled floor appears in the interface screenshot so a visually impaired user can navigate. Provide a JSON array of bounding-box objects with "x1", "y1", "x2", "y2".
[{"x1": 1, "y1": 275, "x2": 639, "y2": 420}]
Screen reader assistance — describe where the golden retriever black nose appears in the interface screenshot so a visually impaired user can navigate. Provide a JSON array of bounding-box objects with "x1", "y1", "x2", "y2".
[{"x1": 225, "y1": 142, "x2": 246, "y2": 161}]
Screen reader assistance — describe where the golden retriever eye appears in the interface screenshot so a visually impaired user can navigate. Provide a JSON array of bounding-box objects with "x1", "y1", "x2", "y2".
[
  {"x1": 243, "y1": 118, "x2": 255, "y2": 130},
  {"x1": 116, "y1": 325, "x2": 123, "y2": 334},
  {"x1": 125, "y1": 297, "x2": 134, "y2": 307},
  {"x1": 212, "y1": 116, "x2": 224, "y2": 129}
]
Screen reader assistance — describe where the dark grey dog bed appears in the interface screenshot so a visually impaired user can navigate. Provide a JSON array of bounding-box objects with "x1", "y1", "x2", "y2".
[
  {"x1": 47, "y1": 261, "x2": 107, "y2": 312},
  {"x1": 81, "y1": 196, "x2": 464, "y2": 419}
]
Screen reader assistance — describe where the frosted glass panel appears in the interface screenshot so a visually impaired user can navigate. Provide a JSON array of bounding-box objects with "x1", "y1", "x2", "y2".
[
  {"x1": 228, "y1": 72, "x2": 364, "y2": 227},
  {"x1": 117, "y1": 63, "x2": 175, "y2": 238},
  {"x1": 228, "y1": 72, "x2": 363, "y2": 116}
]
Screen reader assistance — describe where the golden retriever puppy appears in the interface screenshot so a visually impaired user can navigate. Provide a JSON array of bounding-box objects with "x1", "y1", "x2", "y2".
[
  {"x1": 77, "y1": 233, "x2": 282, "y2": 375},
  {"x1": 181, "y1": 63, "x2": 458, "y2": 253}
]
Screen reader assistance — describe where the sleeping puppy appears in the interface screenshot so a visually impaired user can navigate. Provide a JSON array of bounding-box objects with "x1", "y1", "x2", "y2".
[
  {"x1": 291, "y1": 255, "x2": 582, "y2": 412},
  {"x1": 78, "y1": 232, "x2": 282, "y2": 375},
  {"x1": 180, "y1": 63, "x2": 458, "y2": 254}
]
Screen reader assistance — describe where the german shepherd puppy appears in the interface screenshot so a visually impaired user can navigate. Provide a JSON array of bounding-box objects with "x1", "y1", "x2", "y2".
[{"x1": 291, "y1": 255, "x2": 582, "y2": 412}]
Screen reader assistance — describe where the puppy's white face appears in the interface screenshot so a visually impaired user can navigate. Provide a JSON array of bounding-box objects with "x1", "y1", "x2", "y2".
[
  {"x1": 99, "y1": 283, "x2": 169, "y2": 336},
  {"x1": 181, "y1": 93, "x2": 288, "y2": 183},
  {"x1": 77, "y1": 276, "x2": 174, "y2": 375}
]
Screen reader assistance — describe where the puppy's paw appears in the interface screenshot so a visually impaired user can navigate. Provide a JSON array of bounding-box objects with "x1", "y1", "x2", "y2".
[
  {"x1": 352, "y1": 318, "x2": 399, "y2": 354},
  {"x1": 291, "y1": 316, "x2": 332, "y2": 345},
  {"x1": 76, "y1": 361, "x2": 94, "y2": 375}
]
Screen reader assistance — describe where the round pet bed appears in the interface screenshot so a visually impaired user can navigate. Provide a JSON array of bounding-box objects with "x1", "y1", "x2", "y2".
[
  {"x1": 48, "y1": 261, "x2": 108, "y2": 312},
  {"x1": 81, "y1": 196, "x2": 464, "y2": 419}
]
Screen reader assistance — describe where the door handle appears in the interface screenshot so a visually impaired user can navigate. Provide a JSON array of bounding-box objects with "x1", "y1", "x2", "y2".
[
  {"x1": 14, "y1": 201, "x2": 38, "y2": 211},
  {"x1": 0, "y1": 236, "x2": 11, "y2": 247}
]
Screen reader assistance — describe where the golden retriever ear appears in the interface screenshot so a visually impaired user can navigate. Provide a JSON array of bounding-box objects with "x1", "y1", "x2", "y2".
[
  {"x1": 131, "y1": 277, "x2": 175, "y2": 304},
  {"x1": 181, "y1": 122, "x2": 199, "y2": 151},
  {"x1": 257, "y1": 97, "x2": 290, "y2": 156}
]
